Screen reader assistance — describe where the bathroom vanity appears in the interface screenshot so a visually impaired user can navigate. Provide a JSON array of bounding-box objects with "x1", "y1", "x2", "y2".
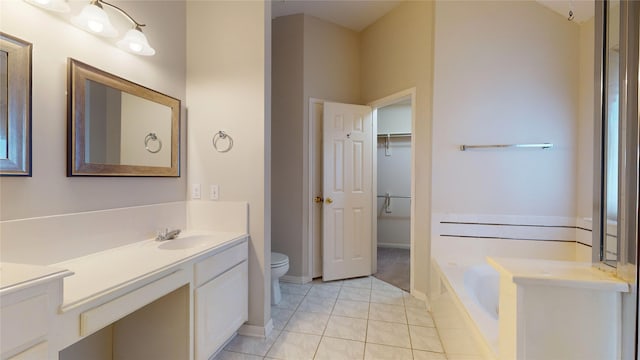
[{"x1": 1, "y1": 204, "x2": 250, "y2": 360}]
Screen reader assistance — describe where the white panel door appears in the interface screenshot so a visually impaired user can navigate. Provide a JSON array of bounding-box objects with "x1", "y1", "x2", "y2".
[{"x1": 322, "y1": 102, "x2": 373, "y2": 281}]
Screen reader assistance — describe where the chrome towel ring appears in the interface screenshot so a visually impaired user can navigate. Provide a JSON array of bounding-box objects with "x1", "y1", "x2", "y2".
[
  {"x1": 144, "y1": 133, "x2": 162, "y2": 153},
  {"x1": 212, "y1": 131, "x2": 233, "y2": 153}
]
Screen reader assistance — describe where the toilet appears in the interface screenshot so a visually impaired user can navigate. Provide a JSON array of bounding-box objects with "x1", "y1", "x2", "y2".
[{"x1": 271, "y1": 252, "x2": 290, "y2": 305}]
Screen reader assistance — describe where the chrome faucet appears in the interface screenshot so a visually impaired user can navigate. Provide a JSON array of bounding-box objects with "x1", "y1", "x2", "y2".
[{"x1": 156, "y1": 228, "x2": 181, "y2": 241}]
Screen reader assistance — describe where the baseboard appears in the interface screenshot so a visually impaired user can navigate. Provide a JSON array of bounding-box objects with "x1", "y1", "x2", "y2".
[
  {"x1": 280, "y1": 275, "x2": 312, "y2": 284},
  {"x1": 377, "y1": 243, "x2": 410, "y2": 250},
  {"x1": 238, "y1": 319, "x2": 274, "y2": 338},
  {"x1": 410, "y1": 288, "x2": 430, "y2": 310}
]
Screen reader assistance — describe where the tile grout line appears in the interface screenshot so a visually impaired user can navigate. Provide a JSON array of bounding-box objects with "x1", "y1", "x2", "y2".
[
  {"x1": 227, "y1": 277, "x2": 446, "y2": 360},
  {"x1": 266, "y1": 286, "x2": 309, "y2": 359}
]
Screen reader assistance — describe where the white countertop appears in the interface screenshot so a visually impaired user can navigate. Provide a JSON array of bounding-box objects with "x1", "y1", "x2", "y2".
[
  {"x1": 487, "y1": 257, "x2": 629, "y2": 292},
  {"x1": 0, "y1": 262, "x2": 73, "y2": 295},
  {"x1": 52, "y1": 230, "x2": 247, "y2": 310}
]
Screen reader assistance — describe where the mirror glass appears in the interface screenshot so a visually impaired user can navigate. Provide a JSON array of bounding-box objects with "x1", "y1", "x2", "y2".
[
  {"x1": 0, "y1": 33, "x2": 31, "y2": 176},
  {"x1": 84, "y1": 80, "x2": 172, "y2": 167},
  {"x1": 68, "y1": 59, "x2": 180, "y2": 177},
  {"x1": 1, "y1": 50, "x2": 8, "y2": 160},
  {"x1": 603, "y1": 0, "x2": 620, "y2": 265}
]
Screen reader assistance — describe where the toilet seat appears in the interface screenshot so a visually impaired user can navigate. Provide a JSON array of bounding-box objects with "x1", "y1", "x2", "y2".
[{"x1": 271, "y1": 252, "x2": 289, "y2": 267}]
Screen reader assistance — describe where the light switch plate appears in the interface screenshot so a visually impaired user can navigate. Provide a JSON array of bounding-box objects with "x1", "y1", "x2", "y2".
[
  {"x1": 191, "y1": 184, "x2": 201, "y2": 199},
  {"x1": 210, "y1": 184, "x2": 219, "y2": 200}
]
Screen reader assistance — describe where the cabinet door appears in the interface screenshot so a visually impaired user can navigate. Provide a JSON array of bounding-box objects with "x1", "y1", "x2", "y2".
[
  {"x1": 7, "y1": 341, "x2": 48, "y2": 360},
  {"x1": 195, "y1": 261, "x2": 248, "y2": 360}
]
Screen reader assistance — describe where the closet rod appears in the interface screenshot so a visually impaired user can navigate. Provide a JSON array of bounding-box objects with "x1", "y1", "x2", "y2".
[
  {"x1": 376, "y1": 195, "x2": 411, "y2": 199},
  {"x1": 377, "y1": 133, "x2": 412, "y2": 138}
]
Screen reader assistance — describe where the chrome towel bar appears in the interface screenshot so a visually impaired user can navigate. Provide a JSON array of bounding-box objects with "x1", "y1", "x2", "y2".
[{"x1": 460, "y1": 143, "x2": 553, "y2": 151}]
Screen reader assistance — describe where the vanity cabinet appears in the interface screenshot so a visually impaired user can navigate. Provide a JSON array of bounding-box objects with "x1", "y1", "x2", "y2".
[
  {"x1": 7, "y1": 341, "x2": 48, "y2": 360},
  {"x1": 0, "y1": 264, "x2": 71, "y2": 360},
  {"x1": 194, "y1": 241, "x2": 248, "y2": 360}
]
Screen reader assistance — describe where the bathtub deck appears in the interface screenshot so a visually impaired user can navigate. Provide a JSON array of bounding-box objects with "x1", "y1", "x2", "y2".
[{"x1": 432, "y1": 259, "x2": 499, "y2": 360}]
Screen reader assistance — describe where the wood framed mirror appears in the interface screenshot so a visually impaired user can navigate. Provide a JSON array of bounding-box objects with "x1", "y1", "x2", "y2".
[
  {"x1": 0, "y1": 33, "x2": 32, "y2": 176},
  {"x1": 68, "y1": 58, "x2": 180, "y2": 177}
]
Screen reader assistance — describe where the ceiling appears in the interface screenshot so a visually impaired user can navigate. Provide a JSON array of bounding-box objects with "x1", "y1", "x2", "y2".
[
  {"x1": 271, "y1": 0, "x2": 402, "y2": 32},
  {"x1": 271, "y1": 0, "x2": 595, "y2": 32},
  {"x1": 536, "y1": 0, "x2": 595, "y2": 23}
]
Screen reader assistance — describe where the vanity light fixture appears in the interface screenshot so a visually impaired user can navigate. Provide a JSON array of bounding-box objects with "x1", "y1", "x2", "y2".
[
  {"x1": 71, "y1": 1, "x2": 118, "y2": 38},
  {"x1": 74, "y1": 0, "x2": 155, "y2": 56},
  {"x1": 25, "y1": 0, "x2": 155, "y2": 56},
  {"x1": 24, "y1": 0, "x2": 70, "y2": 13},
  {"x1": 117, "y1": 26, "x2": 155, "y2": 56}
]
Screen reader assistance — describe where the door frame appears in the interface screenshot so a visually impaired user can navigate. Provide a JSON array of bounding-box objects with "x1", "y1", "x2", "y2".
[
  {"x1": 368, "y1": 88, "x2": 417, "y2": 291},
  {"x1": 308, "y1": 97, "x2": 325, "y2": 281},
  {"x1": 307, "y1": 88, "x2": 416, "y2": 287}
]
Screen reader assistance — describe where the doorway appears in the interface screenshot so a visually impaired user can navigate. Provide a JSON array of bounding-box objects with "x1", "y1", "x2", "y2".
[
  {"x1": 373, "y1": 98, "x2": 412, "y2": 291},
  {"x1": 309, "y1": 89, "x2": 416, "y2": 290}
]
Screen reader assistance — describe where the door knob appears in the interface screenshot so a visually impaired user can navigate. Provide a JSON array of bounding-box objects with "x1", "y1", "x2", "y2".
[
  {"x1": 313, "y1": 196, "x2": 323, "y2": 203},
  {"x1": 325, "y1": 197, "x2": 333, "y2": 204}
]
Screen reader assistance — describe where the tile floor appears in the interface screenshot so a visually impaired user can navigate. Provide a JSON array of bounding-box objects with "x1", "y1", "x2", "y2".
[{"x1": 215, "y1": 276, "x2": 447, "y2": 360}]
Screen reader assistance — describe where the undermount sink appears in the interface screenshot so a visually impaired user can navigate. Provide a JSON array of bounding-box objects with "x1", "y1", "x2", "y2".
[{"x1": 157, "y1": 235, "x2": 212, "y2": 250}]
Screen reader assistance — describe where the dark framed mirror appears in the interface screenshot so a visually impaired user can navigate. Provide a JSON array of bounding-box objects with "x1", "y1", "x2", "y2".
[
  {"x1": 68, "y1": 58, "x2": 180, "y2": 177},
  {"x1": 0, "y1": 32, "x2": 32, "y2": 176}
]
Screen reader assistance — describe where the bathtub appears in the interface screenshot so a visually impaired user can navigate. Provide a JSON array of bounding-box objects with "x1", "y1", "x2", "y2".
[
  {"x1": 464, "y1": 264, "x2": 499, "y2": 321},
  {"x1": 431, "y1": 259, "x2": 499, "y2": 359}
]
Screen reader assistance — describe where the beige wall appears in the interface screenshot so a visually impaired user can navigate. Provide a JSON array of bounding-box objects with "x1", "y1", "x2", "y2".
[
  {"x1": 0, "y1": 0, "x2": 187, "y2": 221},
  {"x1": 576, "y1": 17, "x2": 595, "y2": 219},
  {"x1": 303, "y1": 16, "x2": 361, "y2": 104},
  {"x1": 186, "y1": 1, "x2": 271, "y2": 328},
  {"x1": 271, "y1": 14, "x2": 305, "y2": 279},
  {"x1": 361, "y1": 1, "x2": 435, "y2": 296},
  {"x1": 271, "y1": 14, "x2": 360, "y2": 280},
  {"x1": 432, "y1": 1, "x2": 579, "y2": 217}
]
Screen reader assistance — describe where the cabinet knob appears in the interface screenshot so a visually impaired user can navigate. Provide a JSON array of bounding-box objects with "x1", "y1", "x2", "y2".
[
  {"x1": 313, "y1": 196, "x2": 323, "y2": 203},
  {"x1": 325, "y1": 197, "x2": 333, "y2": 204}
]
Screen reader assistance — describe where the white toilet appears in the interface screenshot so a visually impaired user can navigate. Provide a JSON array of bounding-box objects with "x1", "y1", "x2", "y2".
[{"x1": 271, "y1": 252, "x2": 290, "y2": 305}]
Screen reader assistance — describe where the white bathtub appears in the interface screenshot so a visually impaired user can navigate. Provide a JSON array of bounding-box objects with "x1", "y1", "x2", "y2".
[
  {"x1": 464, "y1": 264, "x2": 499, "y2": 320},
  {"x1": 431, "y1": 260, "x2": 499, "y2": 359}
]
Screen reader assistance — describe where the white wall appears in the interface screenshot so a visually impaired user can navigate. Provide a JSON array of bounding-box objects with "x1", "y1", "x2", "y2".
[
  {"x1": 361, "y1": 1, "x2": 435, "y2": 297},
  {"x1": 432, "y1": 1, "x2": 579, "y2": 218},
  {"x1": 377, "y1": 104, "x2": 411, "y2": 134},
  {"x1": 186, "y1": 1, "x2": 271, "y2": 330},
  {"x1": 0, "y1": 0, "x2": 187, "y2": 221},
  {"x1": 377, "y1": 104, "x2": 411, "y2": 248}
]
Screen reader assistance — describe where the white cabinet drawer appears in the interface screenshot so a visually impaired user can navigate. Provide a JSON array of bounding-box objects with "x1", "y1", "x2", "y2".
[
  {"x1": 1, "y1": 294, "x2": 48, "y2": 358},
  {"x1": 195, "y1": 241, "x2": 247, "y2": 286},
  {"x1": 7, "y1": 341, "x2": 48, "y2": 360},
  {"x1": 80, "y1": 270, "x2": 188, "y2": 337}
]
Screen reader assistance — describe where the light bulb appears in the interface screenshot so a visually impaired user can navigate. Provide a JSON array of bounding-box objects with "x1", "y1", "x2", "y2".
[
  {"x1": 117, "y1": 28, "x2": 155, "y2": 56},
  {"x1": 24, "y1": 0, "x2": 70, "y2": 12},
  {"x1": 87, "y1": 20, "x2": 104, "y2": 33},
  {"x1": 129, "y1": 43, "x2": 143, "y2": 52},
  {"x1": 71, "y1": 3, "x2": 117, "y2": 38}
]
